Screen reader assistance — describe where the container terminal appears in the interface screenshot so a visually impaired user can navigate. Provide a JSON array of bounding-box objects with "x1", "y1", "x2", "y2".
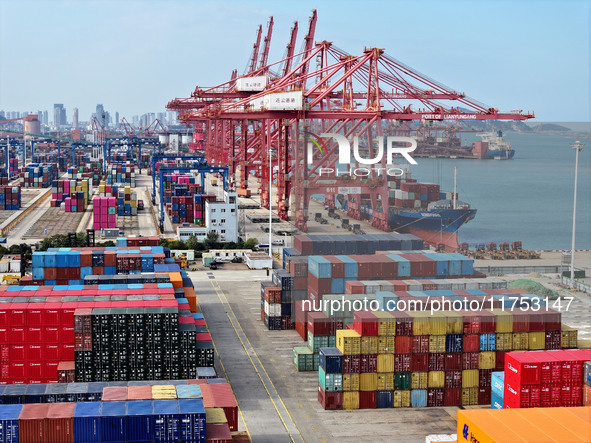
[{"x1": 0, "y1": 9, "x2": 589, "y2": 443}]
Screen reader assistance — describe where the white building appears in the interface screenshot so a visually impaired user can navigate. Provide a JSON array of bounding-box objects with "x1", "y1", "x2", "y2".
[{"x1": 176, "y1": 190, "x2": 239, "y2": 242}]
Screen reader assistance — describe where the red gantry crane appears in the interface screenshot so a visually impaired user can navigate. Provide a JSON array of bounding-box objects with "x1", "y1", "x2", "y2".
[{"x1": 167, "y1": 10, "x2": 533, "y2": 233}]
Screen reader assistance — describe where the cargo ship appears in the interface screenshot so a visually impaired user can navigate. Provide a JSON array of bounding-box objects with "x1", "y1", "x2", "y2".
[
  {"x1": 358, "y1": 167, "x2": 476, "y2": 249},
  {"x1": 472, "y1": 129, "x2": 515, "y2": 159}
]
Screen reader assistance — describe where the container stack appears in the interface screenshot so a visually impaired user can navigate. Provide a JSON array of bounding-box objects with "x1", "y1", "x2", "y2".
[
  {"x1": 503, "y1": 349, "x2": 591, "y2": 408},
  {"x1": 315, "y1": 307, "x2": 572, "y2": 410},
  {"x1": 92, "y1": 197, "x2": 117, "y2": 230},
  {"x1": 50, "y1": 178, "x2": 92, "y2": 211},
  {"x1": 585, "y1": 360, "x2": 591, "y2": 406},
  {"x1": 20, "y1": 163, "x2": 57, "y2": 188},
  {"x1": 97, "y1": 180, "x2": 119, "y2": 197},
  {"x1": 0, "y1": 380, "x2": 243, "y2": 443},
  {"x1": 168, "y1": 196, "x2": 194, "y2": 224},
  {"x1": 0, "y1": 185, "x2": 21, "y2": 210},
  {"x1": 67, "y1": 162, "x2": 103, "y2": 184},
  {"x1": 117, "y1": 186, "x2": 138, "y2": 216},
  {"x1": 293, "y1": 234, "x2": 424, "y2": 255},
  {"x1": 392, "y1": 183, "x2": 445, "y2": 209},
  {"x1": 8, "y1": 158, "x2": 18, "y2": 177},
  {"x1": 30, "y1": 247, "x2": 170, "y2": 285},
  {"x1": 106, "y1": 163, "x2": 135, "y2": 186}
]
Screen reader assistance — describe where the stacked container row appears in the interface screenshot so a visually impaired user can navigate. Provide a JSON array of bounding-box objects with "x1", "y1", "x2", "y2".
[
  {"x1": 93, "y1": 197, "x2": 117, "y2": 230},
  {"x1": 19, "y1": 163, "x2": 57, "y2": 188},
  {"x1": 0, "y1": 185, "x2": 21, "y2": 210}
]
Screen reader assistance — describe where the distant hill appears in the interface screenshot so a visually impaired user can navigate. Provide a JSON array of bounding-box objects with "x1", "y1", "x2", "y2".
[{"x1": 531, "y1": 123, "x2": 572, "y2": 132}]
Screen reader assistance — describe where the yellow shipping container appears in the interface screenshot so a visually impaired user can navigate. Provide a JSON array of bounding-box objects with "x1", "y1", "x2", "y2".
[
  {"x1": 377, "y1": 372, "x2": 394, "y2": 391},
  {"x1": 359, "y1": 372, "x2": 377, "y2": 391},
  {"x1": 377, "y1": 336, "x2": 396, "y2": 354},
  {"x1": 152, "y1": 385, "x2": 177, "y2": 399},
  {"x1": 409, "y1": 311, "x2": 430, "y2": 335},
  {"x1": 411, "y1": 372, "x2": 428, "y2": 389},
  {"x1": 360, "y1": 336, "x2": 378, "y2": 354},
  {"x1": 428, "y1": 371, "x2": 445, "y2": 388},
  {"x1": 393, "y1": 390, "x2": 411, "y2": 408},
  {"x1": 512, "y1": 332, "x2": 529, "y2": 350},
  {"x1": 342, "y1": 373, "x2": 360, "y2": 391},
  {"x1": 577, "y1": 339, "x2": 591, "y2": 349},
  {"x1": 336, "y1": 330, "x2": 361, "y2": 355},
  {"x1": 429, "y1": 312, "x2": 447, "y2": 335},
  {"x1": 561, "y1": 325, "x2": 578, "y2": 349},
  {"x1": 529, "y1": 331, "x2": 545, "y2": 350},
  {"x1": 125, "y1": 186, "x2": 131, "y2": 194},
  {"x1": 461, "y1": 387, "x2": 479, "y2": 406},
  {"x1": 490, "y1": 308, "x2": 513, "y2": 333},
  {"x1": 377, "y1": 354, "x2": 395, "y2": 373},
  {"x1": 342, "y1": 391, "x2": 359, "y2": 410},
  {"x1": 373, "y1": 311, "x2": 396, "y2": 336},
  {"x1": 205, "y1": 408, "x2": 228, "y2": 424},
  {"x1": 496, "y1": 333, "x2": 512, "y2": 351},
  {"x1": 429, "y1": 335, "x2": 446, "y2": 353},
  {"x1": 445, "y1": 311, "x2": 464, "y2": 334},
  {"x1": 479, "y1": 351, "x2": 496, "y2": 370},
  {"x1": 462, "y1": 369, "x2": 479, "y2": 388}
]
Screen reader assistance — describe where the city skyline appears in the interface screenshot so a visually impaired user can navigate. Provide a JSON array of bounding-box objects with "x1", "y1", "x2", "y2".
[{"x1": 0, "y1": 0, "x2": 589, "y2": 121}]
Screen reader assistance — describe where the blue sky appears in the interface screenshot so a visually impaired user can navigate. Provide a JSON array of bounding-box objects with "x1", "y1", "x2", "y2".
[{"x1": 0, "y1": 0, "x2": 589, "y2": 122}]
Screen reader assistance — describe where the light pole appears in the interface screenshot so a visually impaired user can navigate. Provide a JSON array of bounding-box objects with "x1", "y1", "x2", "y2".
[
  {"x1": 570, "y1": 140, "x2": 584, "y2": 287},
  {"x1": 268, "y1": 145, "x2": 273, "y2": 260}
]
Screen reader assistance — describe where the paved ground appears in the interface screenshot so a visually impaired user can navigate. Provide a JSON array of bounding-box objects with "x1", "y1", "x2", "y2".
[
  {"x1": 189, "y1": 269, "x2": 462, "y2": 443},
  {"x1": 24, "y1": 207, "x2": 84, "y2": 239}
]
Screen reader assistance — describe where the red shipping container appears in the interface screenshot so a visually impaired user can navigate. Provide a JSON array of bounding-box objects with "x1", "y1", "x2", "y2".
[
  {"x1": 60, "y1": 326, "x2": 74, "y2": 342},
  {"x1": 544, "y1": 309, "x2": 561, "y2": 331},
  {"x1": 20, "y1": 404, "x2": 50, "y2": 443},
  {"x1": 478, "y1": 387, "x2": 492, "y2": 406},
  {"x1": 44, "y1": 344, "x2": 60, "y2": 361},
  {"x1": 445, "y1": 388, "x2": 461, "y2": 406},
  {"x1": 44, "y1": 327, "x2": 60, "y2": 343},
  {"x1": 462, "y1": 352, "x2": 479, "y2": 370},
  {"x1": 9, "y1": 362, "x2": 26, "y2": 380},
  {"x1": 463, "y1": 334, "x2": 479, "y2": 352},
  {"x1": 528, "y1": 310, "x2": 546, "y2": 332},
  {"x1": 505, "y1": 351, "x2": 541, "y2": 385},
  {"x1": 27, "y1": 362, "x2": 44, "y2": 380},
  {"x1": 9, "y1": 327, "x2": 26, "y2": 343},
  {"x1": 0, "y1": 306, "x2": 8, "y2": 325},
  {"x1": 0, "y1": 327, "x2": 7, "y2": 344},
  {"x1": 318, "y1": 386, "x2": 342, "y2": 410},
  {"x1": 395, "y1": 336, "x2": 411, "y2": 354},
  {"x1": 353, "y1": 311, "x2": 378, "y2": 336},
  {"x1": 346, "y1": 281, "x2": 366, "y2": 294},
  {"x1": 445, "y1": 370, "x2": 462, "y2": 389},
  {"x1": 328, "y1": 318, "x2": 344, "y2": 336},
  {"x1": 540, "y1": 383, "x2": 562, "y2": 408},
  {"x1": 540, "y1": 358, "x2": 562, "y2": 384},
  {"x1": 209, "y1": 383, "x2": 239, "y2": 431},
  {"x1": 445, "y1": 353, "x2": 462, "y2": 370},
  {"x1": 60, "y1": 344, "x2": 75, "y2": 361},
  {"x1": 359, "y1": 390, "x2": 377, "y2": 409},
  {"x1": 394, "y1": 354, "x2": 411, "y2": 372},
  {"x1": 0, "y1": 344, "x2": 8, "y2": 363},
  {"x1": 295, "y1": 322, "x2": 307, "y2": 341},
  {"x1": 325, "y1": 256, "x2": 345, "y2": 279},
  {"x1": 9, "y1": 303, "x2": 27, "y2": 326},
  {"x1": 427, "y1": 388, "x2": 445, "y2": 407},
  {"x1": 411, "y1": 353, "x2": 428, "y2": 372},
  {"x1": 44, "y1": 361, "x2": 59, "y2": 380},
  {"x1": 307, "y1": 312, "x2": 330, "y2": 336},
  {"x1": 342, "y1": 355, "x2": 361, "y2": 373},
  {"x1": 504, "y1": 382, "x2": 532, "y2": 408},
  {"x1": 511, "y1": 310, "x2": 529, "y2": 333},
  {"x1": 0, "y1": 363, "x2": 8, "y2": 380},
  {"x1": 428, "y1": 353, "x2": 444, "y2": 371},
  {"x1": 411, "y1": 335, "x2": 429, "y2": 354},
  {"x1": 479, "y1": 369, "x2": 494, "y2": 388},
  {"x1": 10, "y1": 344, "x2": 26, "y2": 361},
  {"x1": 43, "y1": 303, "x2": 62, "y2": 326},
  {"x1": 27, "y1": 344, "x2": 43, "y2": 362},
  {"x1": 26, "y1": 305, "x2": 44, "y2": 326},
  {"x1": 61, "y1": 305, "x2": 76, "y2": 326},
  {"x1": 479, "y1": 310, "x2": 496, "y2": 334},
  {"x1": 359, "y1": 354, "x2": 377, "y2": 373}
]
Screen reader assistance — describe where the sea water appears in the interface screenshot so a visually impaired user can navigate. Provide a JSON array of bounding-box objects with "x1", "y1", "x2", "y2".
[{"x1": 411, "y1": 132, "x2": 591, "y2": 250}]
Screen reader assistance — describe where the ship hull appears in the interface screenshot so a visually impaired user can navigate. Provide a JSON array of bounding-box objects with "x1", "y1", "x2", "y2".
[{"x1": 483, "y1": 149, "x2": 514, "y2": 159}]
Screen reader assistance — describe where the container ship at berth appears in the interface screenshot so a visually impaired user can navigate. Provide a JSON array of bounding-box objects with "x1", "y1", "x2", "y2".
[{"x1": 358, "y1": 168, "x2": 476, "y2": 250}]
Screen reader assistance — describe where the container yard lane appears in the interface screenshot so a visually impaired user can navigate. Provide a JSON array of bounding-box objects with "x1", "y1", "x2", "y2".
[{"x1": 191, "y1": 269, "x2": 306, "y2": 443}]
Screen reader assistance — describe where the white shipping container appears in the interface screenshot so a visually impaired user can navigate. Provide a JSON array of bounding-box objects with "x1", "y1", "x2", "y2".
[
  {"x1": 263, "y1": 91, "x2": 303, "y2": 111},
  {"x1": 248, "y1": 96, "x2": 265, "y2": 111},
  {"x1": 0, "y1": 261, "x2": 9, "y2": 273},
  {"x1": 235, "y1": 76, "x2": 267, "y2": 92},
  {"x1": 10, "y1": 260, "x2": 20, "y2": 273},
  {"x1": 270, "y1": 303, "x2": 281, "y2": 317}
]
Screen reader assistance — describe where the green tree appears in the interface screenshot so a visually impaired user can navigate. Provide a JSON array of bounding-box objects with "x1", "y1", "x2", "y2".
[
  {"x1": 185, "y1": 235, "x2": 200, "y2": 251},
  {"x1": 204, "y1": 231, "x2": 219, "y2": 250},
  {"x1": 243, "y1": 238, "x2": 258, "y2": 250}
]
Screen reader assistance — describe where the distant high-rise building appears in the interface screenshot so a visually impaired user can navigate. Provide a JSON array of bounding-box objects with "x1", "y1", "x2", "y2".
[
  {"x1": 157, "y1": 112, "x2": 166, "y2": 125},
  {"x1": 72, "y1": 108, "x2": 79, "y2": 129},
  {"x1": 53, "y1": 104, "x2": 65, "y2": 127},
  {"x1": 43, "y1": 110, "x2": 48, "y2": 125},
  {"x1": 37, "y1": 111, "x2": 43, "y2": 124},
  {"x1": 115, "y1": 112, "x2": 119, "y2": 126},
  {"x1": 105, "y1": 111, "x2": 111, "y2": 127},
  {"x1": 96, "y1": 104, "x2": 105, "y2": 127},
  {"x1": 132, "y1": 115, "x2": 139, "y2": 126},
  {"x1": 0, "y1": 111, "x2": 5, "y2": 120}
]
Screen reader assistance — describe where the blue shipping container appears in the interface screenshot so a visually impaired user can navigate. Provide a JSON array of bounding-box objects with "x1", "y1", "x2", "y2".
[
  {"x1": 491, "y1": 391, "x2": 504, "y2": 409},
  {"x1": 376, "y1": 390, "x2": 393, "y2": 408},
  {"x1": 153, "y1": 399, "x2": 180, "y2": 442},
  {"x1": 178, "y1": 398, "x2": 206, "y2": 443},
  {"x1": 319, "y1": 347, "x2": 343, "y2": 373},
  {"x1": 100, "y1": 401, "x2": 127, "y2": 443},
  {"x1": 480, "y1": 333, "x2": 496, "y2": 351},
  {"x1": 411, "y1": 389, "x2": 427, "y2": 407},
  {"x1": 127, "y1": 400, "x2": 154, "y2": 442},
  {"x1": 491, "y1": 372, "x2": 505, "y2": 398},
  {"x1": 446, "y1": 334, "x2": 463, "y2": 353},
  {"x1": 74, "y1": 402, "x2": 101, "y2": 443},
  {"x1": 0, "y1": 404, "x2": 22, "y2": 443}
]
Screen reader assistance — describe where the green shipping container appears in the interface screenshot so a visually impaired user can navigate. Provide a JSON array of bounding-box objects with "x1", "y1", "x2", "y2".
[
  {"x1": 319, "y1": 367, "x2": 343, "y2": 392},
  {"x1": 308, "y1": 332, "x2": 330, "y2": 353},
  {"x1": 394, "y1": 372, "x2": 412, "y2": 390},
  {"x1": 293, "y1": 347, "x2": 314, "y2": 371}
]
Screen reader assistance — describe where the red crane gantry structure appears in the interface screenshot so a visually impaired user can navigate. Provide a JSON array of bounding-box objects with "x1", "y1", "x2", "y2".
[{"x1": 167, "y1": 10, "x2": 533, "y2": 232}]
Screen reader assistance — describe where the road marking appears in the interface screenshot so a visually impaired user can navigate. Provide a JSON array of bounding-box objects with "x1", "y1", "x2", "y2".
[
  {"x1": 210, "y1": 280, "x2": 305, "y2": 443},
  {"x1": 193, "y1": 289, "x2": 252, "y2": 441}
]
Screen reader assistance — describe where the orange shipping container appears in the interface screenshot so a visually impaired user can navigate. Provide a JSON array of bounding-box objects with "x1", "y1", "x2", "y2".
[{"x1": 457, "y1": 407, "x2": 591, "y2": 443}]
